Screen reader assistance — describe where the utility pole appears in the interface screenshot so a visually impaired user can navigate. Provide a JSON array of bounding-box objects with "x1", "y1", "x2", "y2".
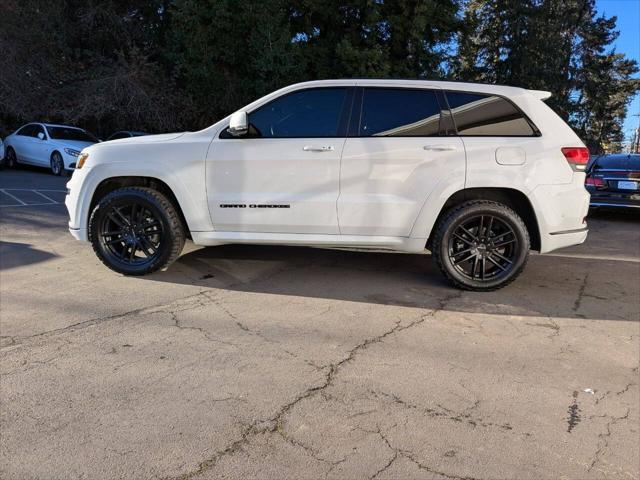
[{"x1": 631, "y1": 113, "x2": 640, "y2": 154}]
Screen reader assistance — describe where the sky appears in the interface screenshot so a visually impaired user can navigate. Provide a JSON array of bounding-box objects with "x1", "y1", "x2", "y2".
[{"x1": 596, "y1": 0, "x2": 640, "y2": 142}]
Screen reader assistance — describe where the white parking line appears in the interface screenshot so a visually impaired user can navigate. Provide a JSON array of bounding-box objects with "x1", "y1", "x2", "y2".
[
  {"x1": 32, "y1": 190, "x2": 58, "y2": 204},
  {"x1": 0, "y1": 189, "x2": 27, "y2": 206},
  {"x1": 0, "y1": 189, "x2": 67, "y2": 208}
]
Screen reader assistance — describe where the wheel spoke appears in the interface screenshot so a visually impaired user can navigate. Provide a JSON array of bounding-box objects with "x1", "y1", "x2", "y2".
[
  {"x1": 107, "y1": 213, "x2": 125, "y2": 228},
  {"x1": 478, "y1": 216, "x2": 484, "y2": 238},
  {"x1": 452, "y1": 247, "x2": 473, "y2": 257},
  {"x1": 101, "y1": 230, "x2": 124, "y2": 237},
  {"x1": 139, "y1": 236, "x2": 156, "y2": 256},
  {"x1": 493, "y1": 238, "x2": 516, "y2": 248},
  {"x1": 480, "y1": 257, "x2": 486, "y2": 280},
  {"x1": 487, "y1": 255, "x2": 508, "y2": 271},
  {"x1": 113, "y1": 207, "x2": 130, "y2": 226},
  {"x1": 459, "y1": 225, "x2": 478, "y2": 241},
  {"x1": 471, "y1": 256, "x2": 479, "y2": 277},
  {"x1": 487, "y1": 216, "x2": 494, "y2": 237},
  {"x1": 105, "y1": 237, "x2": 125, "y2": 246},
  {"x1": 492, "y1": 251, "x2": 513, "y2": 264},
  {"x1": 453, "y1": 233, "x2": 474, "y2": 246},
  {"x1": 454, "y1": 252, "x2": 477, "y2": 266}
]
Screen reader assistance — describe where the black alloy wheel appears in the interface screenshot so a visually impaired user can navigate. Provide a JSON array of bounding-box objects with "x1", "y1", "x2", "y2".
[
  {"x1": 89, "y1": 187, "x2": 185, "y2": 275},
  {"x1": 448, "y1": 214, "x2": 517, "y2": 282},
  {"x1": 432, "y1": 200, "x2": 530, "y2": 291}
]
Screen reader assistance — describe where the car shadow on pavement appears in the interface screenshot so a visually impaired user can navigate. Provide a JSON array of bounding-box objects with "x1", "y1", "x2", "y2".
[
  {"x1": 0, "y1": 240, "x2": 58, "y2": 270},
  {"x1": 144, "y1": 243, "x2": 638, "y2": 322}
]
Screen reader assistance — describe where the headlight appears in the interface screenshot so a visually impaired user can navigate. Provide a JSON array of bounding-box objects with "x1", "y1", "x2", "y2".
[
  {"x1": 64, "y1": 148, "x2": 81, "y2": 157},
  {"x1": 76, "y1": 153, "x2": 89, "y2": 169}
]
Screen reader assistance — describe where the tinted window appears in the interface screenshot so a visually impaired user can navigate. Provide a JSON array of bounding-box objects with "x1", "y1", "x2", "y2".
[
  {"x1": 47, "y1": 126, "x2": 98, "y2": 142},
  {"x1": 248, "y1": 88, "x2": 347, "y2": 138},
  {"x1": 32, "y1": 124, "x2": 45, "y2": 138},
  {"x1": 592, "y1": 154, "x2": 639, "y2": 170},
  {"x1": 446, "y1": 91, "x2": 536, "y2": 136},
  {"x1": 17, "y1": 125, "x2": 35, "y2": 136},
  {"x1": 359, "y1": 88, "x2": 441, "y2": 136}
]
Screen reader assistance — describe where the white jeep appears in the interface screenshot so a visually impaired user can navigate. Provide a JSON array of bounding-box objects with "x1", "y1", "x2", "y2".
[{"x1": 66, "y1": 80, "x2": 590, "y2": 290}]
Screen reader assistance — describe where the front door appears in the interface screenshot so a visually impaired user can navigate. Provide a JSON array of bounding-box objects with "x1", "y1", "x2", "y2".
[
  {"x1": 207, "y1": 87, "x2": 352, "y2": 234},
  {"x1": 338, "y1": 87, "x2": 465, "y2": 236}
]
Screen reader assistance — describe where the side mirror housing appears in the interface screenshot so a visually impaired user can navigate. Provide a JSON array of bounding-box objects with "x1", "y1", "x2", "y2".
[
  {"x1": 37, "y1": 132, "x2": 45, "y2": 140},
  {"x1": 228, "y1": 111, "x2": 248, "y2": 137}
]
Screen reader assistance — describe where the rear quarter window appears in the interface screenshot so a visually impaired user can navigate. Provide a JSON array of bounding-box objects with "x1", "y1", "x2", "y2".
[{"x1": 445, "y1": 91, "x2": 537, "y2": 136}]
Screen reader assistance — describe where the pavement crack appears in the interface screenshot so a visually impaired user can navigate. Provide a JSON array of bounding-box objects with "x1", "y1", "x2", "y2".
[
  {"x1": 572, "y1": 272, "x2": 589, "y2": 314},
  {"x1": 587, "y1": 408, "x2": 631, "y2": 472},
  {"x1": 168, "y1": 291, "x2": 463, "y2": 479}
]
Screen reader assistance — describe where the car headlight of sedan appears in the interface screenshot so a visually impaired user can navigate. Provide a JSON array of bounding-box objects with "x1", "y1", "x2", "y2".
[
  {"x1": 76, "y1": 152, "x2": 89, "y2": 169},
  {"x1": 64, "y1": 148, "x2": 82, "y2": 157}
]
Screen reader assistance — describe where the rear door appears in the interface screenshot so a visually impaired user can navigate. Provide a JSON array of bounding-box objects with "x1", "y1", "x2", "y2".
[
  {"x1": 338, "y1": 87, "x2": 465, "y2": 236},
  {"x1": 208, "y1": 87, "x2": 352, "y2": 234},
  {"x1": 12, "y1": 125, "x2": 36, "y2": 163}
]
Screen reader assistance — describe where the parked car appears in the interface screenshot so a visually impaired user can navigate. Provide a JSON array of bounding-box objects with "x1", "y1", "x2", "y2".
[
  {"x1": 586, "y1": 153, "x2": 640, "y2": 209},
  {"x1": 66, "y1": 80, "x2": 590, "y2": 290},
  {"x1": 3, "y1": 123, "x2": 99, "y2": 175},
  {"x1": 0, "y1": 137, "x2": 5, "y2": 167},
  {"x1": 106, "y1": 131, "x2": 148, "y2": 141}
]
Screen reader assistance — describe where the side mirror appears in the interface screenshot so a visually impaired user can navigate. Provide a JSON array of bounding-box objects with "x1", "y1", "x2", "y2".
[
  {"x1": 228, "y1": 111, "x2": 248, "y2": 137},
  {"x1": 37, "y1": 132, "x2": 45, "y2": 140}
]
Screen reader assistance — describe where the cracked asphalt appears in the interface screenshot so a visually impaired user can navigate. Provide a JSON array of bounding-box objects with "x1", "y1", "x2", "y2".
[{"x1": 1, "y1": 168, "x2": 639, "y2": 480}]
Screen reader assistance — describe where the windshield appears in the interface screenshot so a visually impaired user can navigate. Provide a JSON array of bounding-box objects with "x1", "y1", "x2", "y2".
[{"x1": 47, "y1": 126, "x2": 98, "y2": 143}]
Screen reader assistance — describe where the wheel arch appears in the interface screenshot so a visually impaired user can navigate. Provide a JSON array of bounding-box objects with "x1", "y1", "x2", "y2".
[
  {"x1": 426, "y1": 187, "x2": 541, "y2": 251},
  {"x1": 89, "y1": 176, "x2": 191, "y2": 239}
]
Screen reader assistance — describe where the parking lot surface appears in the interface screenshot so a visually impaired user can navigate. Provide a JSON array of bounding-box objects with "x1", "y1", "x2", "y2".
[{"x1": 1, "y1": 168, "x2": 638, "y2": 480}]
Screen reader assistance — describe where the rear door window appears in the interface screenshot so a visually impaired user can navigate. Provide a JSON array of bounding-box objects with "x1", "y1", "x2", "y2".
[
  {"x1": 445, "y1": 91, "x2": 537, "y2": 136},
  {"x1": 358, "y1": 88, "x2": 442, "y2": 137}
]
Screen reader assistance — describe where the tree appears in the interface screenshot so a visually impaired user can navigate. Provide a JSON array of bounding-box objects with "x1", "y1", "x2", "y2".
[
  {"x1": 168, "y1": 0, "x2": 305, "y2": 127},
  {"x1": 455, "y1": 0, "x2": 639, "y2": 153}
]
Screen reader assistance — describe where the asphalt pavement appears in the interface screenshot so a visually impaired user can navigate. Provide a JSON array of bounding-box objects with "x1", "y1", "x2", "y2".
[{"x1": 1, "y1": 166, "x2": 638, "y2": 480}]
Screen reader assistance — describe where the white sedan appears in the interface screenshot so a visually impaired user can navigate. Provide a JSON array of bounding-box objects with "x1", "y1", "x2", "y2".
[{"x1": 3, "y1": 123, "x2": 98, "y2": 175}]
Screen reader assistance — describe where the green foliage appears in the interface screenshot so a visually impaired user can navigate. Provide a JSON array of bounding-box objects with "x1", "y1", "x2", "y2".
[
  {"x1": 455, "y1": 0, "x2": 639, "y2": 153},
  {"x1": 0, "y1": 0, "x2": 637, "y2": 150}
]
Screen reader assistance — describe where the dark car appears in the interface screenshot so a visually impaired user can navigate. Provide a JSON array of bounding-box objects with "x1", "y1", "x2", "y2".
[
  {"x1": 106, "y1": 131, "x2": 148, "y2": 141},
  {"x1": 585, "y1": 153, "x2": 640, "y2": 210}
]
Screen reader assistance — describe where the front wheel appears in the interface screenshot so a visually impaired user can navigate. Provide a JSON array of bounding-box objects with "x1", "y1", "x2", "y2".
[
  {"x1": 50, "y1": 152, "x2": 65, "y2": 175},
  {"x1": 88, "y1": 187, "x2": 186, "y2": 275},
  {"x1": 431, "y1": 200, "x2": 530, "y2": 291}
]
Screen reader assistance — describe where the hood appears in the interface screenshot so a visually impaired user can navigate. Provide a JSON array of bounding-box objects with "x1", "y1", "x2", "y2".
[
  {"x1": 48, "y1": 139, "x2": 96, "y2": 151},
  {"x1": 104, "y1": 132, "x2": 186, "y2": 145}
]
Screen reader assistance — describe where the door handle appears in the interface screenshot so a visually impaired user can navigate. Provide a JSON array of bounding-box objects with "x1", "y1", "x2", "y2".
[
  {"x1": 303, "y1": 145, "x2": 334, "y2": 152},
  {"x1": 423, "y1": 145, "x2": 456, "y2": 151}
]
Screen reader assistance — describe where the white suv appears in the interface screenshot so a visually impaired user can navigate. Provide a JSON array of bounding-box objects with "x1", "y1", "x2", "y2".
[{"x1": 66, "y1": 80, "x2": 590, "y2": 290}]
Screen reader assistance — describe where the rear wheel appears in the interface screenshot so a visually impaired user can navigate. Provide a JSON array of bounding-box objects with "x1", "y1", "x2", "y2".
[
  {"x1": 88, "y1": 187, "x2": 185, "y2": 275},
  {"x1": 5, "y1": 147, "x2": 17, "y2": 168},
  {"x1": 50, "y1": 152, "x2": 64, "y2": 175},
  {"x1": 432, "y1": 200, "x2": 530, "y2": 291}
]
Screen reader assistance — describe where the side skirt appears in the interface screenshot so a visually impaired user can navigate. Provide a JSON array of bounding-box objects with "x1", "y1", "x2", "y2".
[{"x1": 190, "y1": 231, "x2": 427, "y2": 253}]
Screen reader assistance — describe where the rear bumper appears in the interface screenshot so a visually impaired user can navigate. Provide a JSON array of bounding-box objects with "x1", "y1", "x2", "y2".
[
  {"x1": 530, "y1": 178, "x2": 590, "y2": 254},
  {"x1": 587, "y1": 191, "x2": 640, "y2": 209}
]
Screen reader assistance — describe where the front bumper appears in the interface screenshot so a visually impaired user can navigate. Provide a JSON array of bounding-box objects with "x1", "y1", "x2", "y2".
[{"x1": 69, "y1": 227, "x2": 88, "y2": 241}]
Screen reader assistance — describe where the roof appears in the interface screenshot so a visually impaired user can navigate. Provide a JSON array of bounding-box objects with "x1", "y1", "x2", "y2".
[{"x1": 281, "y1": 79, "x2": 545, "y2": 98}]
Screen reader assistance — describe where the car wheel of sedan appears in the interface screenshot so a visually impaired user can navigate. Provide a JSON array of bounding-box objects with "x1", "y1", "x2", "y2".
[
  {"x1": 88, "y1": 187, "x2": 186, "y2": 275},
  {"x1": 50, "y1": 152, "x2": 64, "y2": 176},
  {"x1": 432, "y1": 200, "x2": 530, "y2": 291},
  {"x1": 5, "y1": 147, "x2": 17, "y2": 168}
]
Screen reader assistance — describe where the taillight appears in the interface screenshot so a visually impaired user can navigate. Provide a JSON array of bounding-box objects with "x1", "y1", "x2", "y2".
[
  {"x1": 585, "y1": 176, "x2": 605, "y2": 187},
  {"x1": 561, "y1": 147, "x2": 590, "y2": 171}
]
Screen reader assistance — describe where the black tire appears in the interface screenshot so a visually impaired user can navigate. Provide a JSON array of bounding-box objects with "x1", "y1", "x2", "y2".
[
  {"x1": 432, "y1": 200, "x2": 530, "y2": 291},
  {"x1": 88, "y1": 187, "x2": 186, "y2": 275},
  {"x1": 50, "y1": 151, "x2": 64, "y2": 176},
  {"x1": 5, "y1": 147, "x2": 17, "y2": 168}
]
